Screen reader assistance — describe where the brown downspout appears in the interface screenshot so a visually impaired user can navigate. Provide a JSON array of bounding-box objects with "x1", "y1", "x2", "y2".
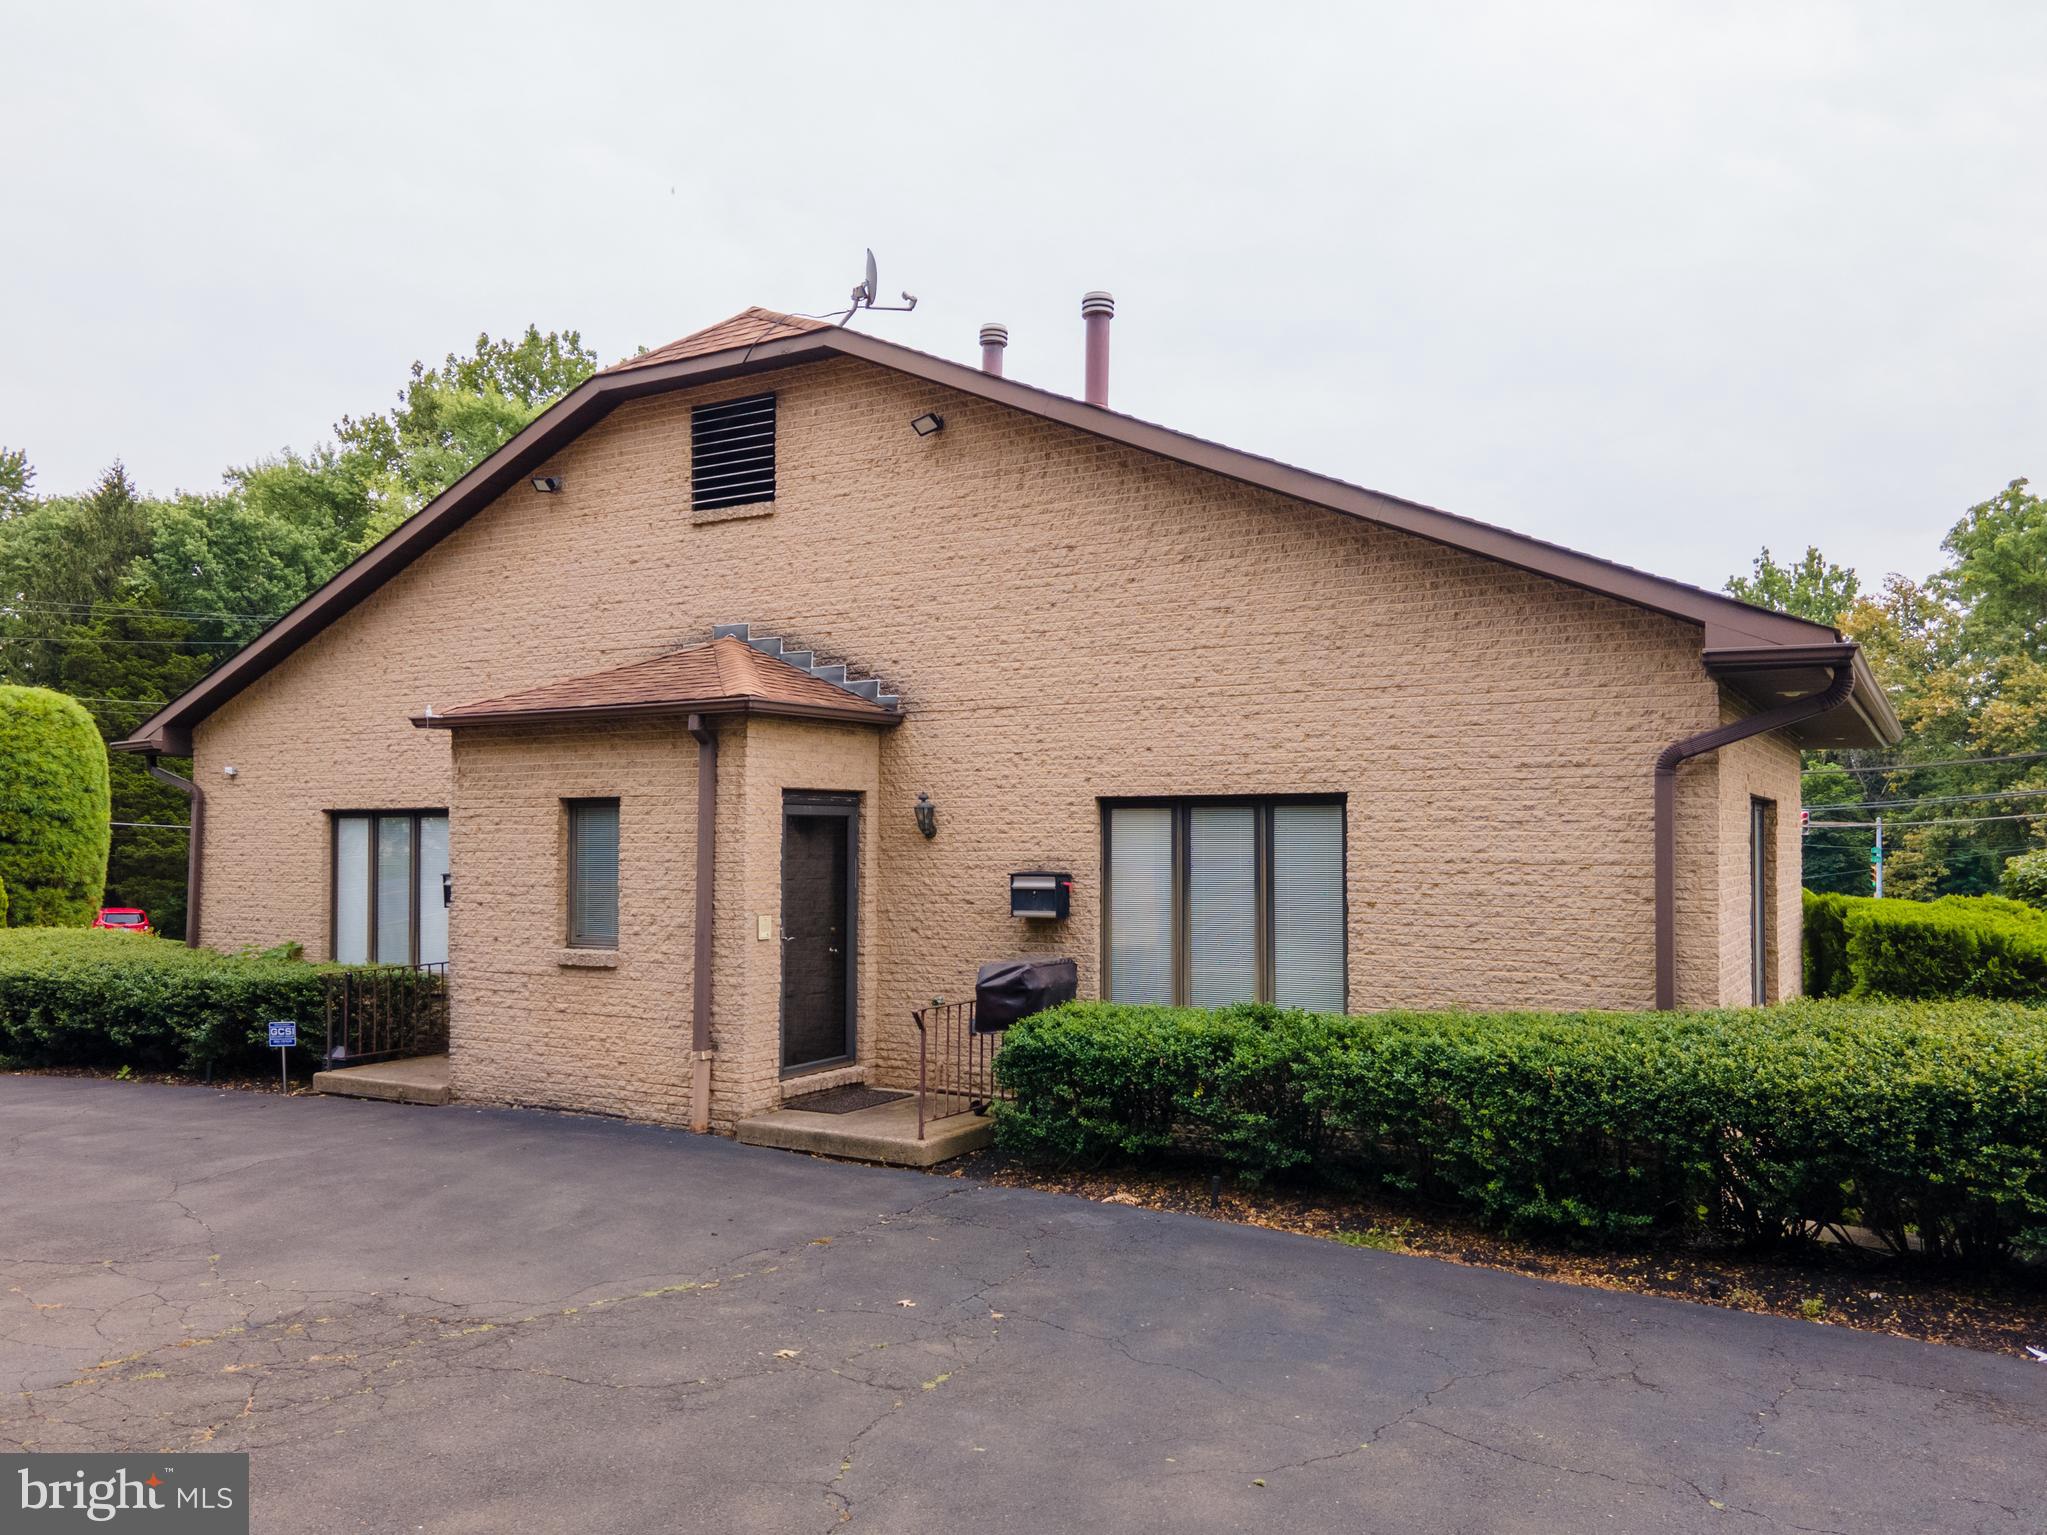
[
  {"x1": 687, "y1": 714, "x2": 718, "y2": 1131},
  {"x1": 1653, "y1": 664, "x2": 1853, "y2": 1009},
  {"x1": 143, "y1": 754, "x2": 204, "y2": 948}
]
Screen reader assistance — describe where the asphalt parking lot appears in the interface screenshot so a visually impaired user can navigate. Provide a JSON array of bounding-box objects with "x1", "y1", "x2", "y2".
[{"x1": 3, "y1": 1075, "x2": 2042, "y2": 1533}]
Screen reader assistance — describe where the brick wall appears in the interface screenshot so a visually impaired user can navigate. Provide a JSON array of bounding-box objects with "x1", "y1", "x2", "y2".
[
  {"x1": 1713, "y1": 725, "x2": 1804, "y2": 1004},
  {"x1": 446, "y1": 720, "x2": 699, "y2": 1122},
  {"x1": 191, "y1": 350, "x2": 1783, "y2": 1126}
]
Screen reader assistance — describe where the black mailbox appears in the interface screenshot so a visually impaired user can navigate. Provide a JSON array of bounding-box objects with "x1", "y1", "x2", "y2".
[
  {"x1": 974, "y1": 958, "x2": 1078, "y2": 1032},
  {"x1": 1010, "y1": 871, "x2": 1072, "y2": 920}
]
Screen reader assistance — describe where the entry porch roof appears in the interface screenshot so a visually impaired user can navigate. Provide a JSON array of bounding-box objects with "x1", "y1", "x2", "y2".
[{"x1": 412, "y1": 636, "x2": 901, "y2": 731}]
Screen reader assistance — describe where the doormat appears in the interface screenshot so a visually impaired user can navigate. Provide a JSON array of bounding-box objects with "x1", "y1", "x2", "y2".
[{"x1": 782, "y1": 1084, "x2": 911, "y2": 1115}]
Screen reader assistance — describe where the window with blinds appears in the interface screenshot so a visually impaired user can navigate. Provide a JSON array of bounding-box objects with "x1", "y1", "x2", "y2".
[
  {"x1": 1106, "y1": 807, "x2": 1174, "y2": 1005},
  {"x1": 567, "y1": 799, "x2": 621, "y2": 949},
  {"x1": 331, "y1": 811, "x2": 449, "y2": 967},
  {"x1": 690, "y1": 393, "x2": 776, "y2": 511},
  {"x1": 1104, "y1": 799, "x2": 1346, "y2": 1010}
]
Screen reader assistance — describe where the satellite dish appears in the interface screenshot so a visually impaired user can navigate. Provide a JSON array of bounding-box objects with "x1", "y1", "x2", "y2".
[{"x1": 832, "y1": 249, "x2": 917, "y2": 324}]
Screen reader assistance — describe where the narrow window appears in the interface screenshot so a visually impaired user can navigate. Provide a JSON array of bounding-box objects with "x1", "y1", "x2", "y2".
[
  {"x1": 330, "y1": 812, "x2": 447, "y2": 967},
  {"x1": 1272, "y1": 802, "x2": 1347, "y2": 1011},
  {"x1": 374, "y1": 816, "x2": 415, "y2": 965},
  {"x1": 690, "y1": 393, "x2": 776, "y2": 511},
  {"x1": 567, "y1": 799, "x2": 621, "y2": 949},
  {"x1": 416, "y1": 813, "x2": 450, "y2": 967},
  {"x1": 1187, "y1": 805, "x2": 1258, "y2": 1007},
  {"x1": 1750, "y1": 797, "x2": 1775, "y2": 1004},
  {"x1": 1106, "y1": 806, "x2": 1175, "y2": 1004},
  {"x1": 1104, "y1": 798, "x2": 1346, "y2": 1009},
  {"x1": 333, "y1": 816, "x2": 371, "y2": 965}
]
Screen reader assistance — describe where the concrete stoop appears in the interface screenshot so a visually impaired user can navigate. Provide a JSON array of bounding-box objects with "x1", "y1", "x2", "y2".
[
  {"x1": 736, "y1": 1095, "x2": 992, "y2": 1167},
  {"x1": 312, "y1": 1053, "x2": 453, "y2": 1106}
]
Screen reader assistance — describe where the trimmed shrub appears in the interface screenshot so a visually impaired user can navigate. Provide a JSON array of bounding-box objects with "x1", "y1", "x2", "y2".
[
  {"x1": 2000, "y1": 848, "x2": 2047, "y2": 909},
  {"x1": 1801, "y1": 889, "x2": 1852, "y2": 997},
  {"x1": 993, "y1": 999, "x2": 2047, "y2": 1263},
  {"x1": 1804, "y1": 888, "x2": 2047, "y2": 1000},
  {"x1": 0, "y1": 687, "x2": 111, "y2": 926},
  {"x1": 1844, "y1": 897, "x2": 2047, "y2": 1000},
  {"x1": 0, "y1": 927, "x2": 386, "y2": 1071}
]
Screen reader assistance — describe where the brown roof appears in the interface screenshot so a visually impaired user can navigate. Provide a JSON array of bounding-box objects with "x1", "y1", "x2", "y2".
[
  {"x1": 602, "y1": 307, "x2": 828, "y2": 375},
  {"x1": 116, "y1": 308, "x2": 1901, "y2": 755},
  {"x1": 413, "y1": 637, "x2": 898, "y2": 731}
]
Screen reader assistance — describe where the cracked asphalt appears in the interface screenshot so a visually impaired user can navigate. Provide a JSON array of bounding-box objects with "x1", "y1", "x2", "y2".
[{"x1": 2, "y1": 1077, "x2": 2043, "y2": 1533}]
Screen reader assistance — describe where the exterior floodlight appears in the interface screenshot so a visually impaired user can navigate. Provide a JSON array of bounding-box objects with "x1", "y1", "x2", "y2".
[
  {"x1": 910, "y1": 413, "x2": 944, "y2": 438},
  {"x1": 531, "y1": 475, "x2": 564, "y2": 493}
]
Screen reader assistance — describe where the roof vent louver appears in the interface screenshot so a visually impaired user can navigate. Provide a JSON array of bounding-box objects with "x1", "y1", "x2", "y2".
[{"x1": 691, "y1": 393, "x2": 777, "y2": 511}]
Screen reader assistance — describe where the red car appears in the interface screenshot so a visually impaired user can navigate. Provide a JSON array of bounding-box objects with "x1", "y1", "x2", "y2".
[{"x1": 91, "y1": 907, "x2": 152, "y2": 935}]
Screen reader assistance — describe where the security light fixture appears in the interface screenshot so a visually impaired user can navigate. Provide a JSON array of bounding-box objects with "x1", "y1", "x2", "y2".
[
  {"x1": 910, "y1": 412, "x2": 944, "y2": 438},
  {"x1": 531, "y1": 475, "x2": 564, "y2": 493},
  {"x1": 914, "y1": 792, "x2": 938, "y2": 839}
]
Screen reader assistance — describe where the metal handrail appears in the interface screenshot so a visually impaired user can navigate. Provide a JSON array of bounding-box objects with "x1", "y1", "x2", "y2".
[
  {"x1": 913, "y1": 996, "x2": 1006, "y2": 1140},
  {"x1": 322, "y1": 962, "x2": 449, "y2": 1068}
]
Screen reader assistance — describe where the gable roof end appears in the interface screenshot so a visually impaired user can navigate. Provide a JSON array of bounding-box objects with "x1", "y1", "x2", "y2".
[
  {"x1": 113, "y1": 311, "x2": 1901, "y2": 755},
  {"x1": 600, "y1": 307, "x2": 829, "y2": 374}
]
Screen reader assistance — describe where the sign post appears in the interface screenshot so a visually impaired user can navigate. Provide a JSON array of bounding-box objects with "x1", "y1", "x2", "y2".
[{"x1": 268, "y1": 1021, "x2": 297, "y2": 1096}]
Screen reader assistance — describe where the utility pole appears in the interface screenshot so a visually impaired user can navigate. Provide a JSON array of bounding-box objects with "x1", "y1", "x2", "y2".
[{"x1": 1873, "y1": 814, "x2": 1884, "y2": 898}]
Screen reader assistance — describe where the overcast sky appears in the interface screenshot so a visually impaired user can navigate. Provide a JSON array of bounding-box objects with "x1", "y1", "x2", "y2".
[{"x1": 4, "y1": 2, "x2": 2041, "y2": 596}]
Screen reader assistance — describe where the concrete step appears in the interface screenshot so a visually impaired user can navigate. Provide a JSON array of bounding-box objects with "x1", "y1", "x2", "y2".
[
  {"x1": 312, "y1": 1053, "x2": 452, "y2": 1106},
  {"x1": 736, "y1": 1094, "x2": 992, "y2": 1167}
]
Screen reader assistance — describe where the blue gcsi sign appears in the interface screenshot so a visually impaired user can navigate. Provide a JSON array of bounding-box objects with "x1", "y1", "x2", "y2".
[{"x1": 267, "y1": 1021, "x2": 297, "y2": 1050}]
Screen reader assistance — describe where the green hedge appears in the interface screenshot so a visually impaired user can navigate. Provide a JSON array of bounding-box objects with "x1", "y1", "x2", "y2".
[
  {"x1": 1802, "y1": 890, "x2": 1852, "y2": 996},
  {"x1": 1804, "y1": 888, "x2": 2047, "y2": 1000},
  {"x1": 0, "y1": 928, "x2": 354, "y2": 1071},
  {"x1": 0, "y1": 687, "x2": 111, "y2": 926},
  {"x1": 993, "y1": 999, "x2": 2047, "y2": 1264}
]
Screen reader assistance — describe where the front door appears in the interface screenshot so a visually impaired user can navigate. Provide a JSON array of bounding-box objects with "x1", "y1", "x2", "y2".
[{"x1": 780, "y1": 793, "x2": 857, "y2": 1072}]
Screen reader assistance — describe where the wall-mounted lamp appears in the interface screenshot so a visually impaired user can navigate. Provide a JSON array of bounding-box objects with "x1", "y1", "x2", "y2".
[
  {"x1": 909, "y1": 412, "x2": 945, "y2": 438},
  {"x1": 222, "y1": 765, "x2": 238, "y2": 779},
  {"x1": 914, "y1": 792, "x2": 938, "y2": 839},
  {"x1": 531, "y1": 475, "x2": 564, "y2": 493}
]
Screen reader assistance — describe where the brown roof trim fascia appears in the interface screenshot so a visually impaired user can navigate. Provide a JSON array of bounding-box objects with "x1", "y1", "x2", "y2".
[
  {"x1": 815, "y1": 328, "x2": 1840, "y2": 651},
  {"x1": 1703, "y1": 644, "x2": 1901, "y2": 746},
  {"x1": 410, "y1": 695, "x2": 902, "y2": 731},
  {"x1": 110, "y1": 332, "x2": 854, "y2": 756},
  {"x1": 117, "y1": 324, "x2": 1852, "y2": 752},
  {"x1": 1702, "y1": 642, "x2": 1854, "y2": 670}
]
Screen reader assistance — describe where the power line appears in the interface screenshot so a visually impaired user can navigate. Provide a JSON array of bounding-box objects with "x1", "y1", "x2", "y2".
[
  {"x1": 0, "y1": 600, "x2": 280, "y2": 622},
  {"x1": 1807, "y1": 810, "x2": 2047, "y2": 830},
  {"x1": 1803, "y1": 747, "x2": 2047, "y2": 775},
  {"x1": 1810, "y1": 787, "x2": 2047, "y2": 813},
  {"x1": 110, "y1": 820, "x2": 190, "y2": 831},
  {"x1": 0, "y1": 634, "x2": 243, "y2": 647}
]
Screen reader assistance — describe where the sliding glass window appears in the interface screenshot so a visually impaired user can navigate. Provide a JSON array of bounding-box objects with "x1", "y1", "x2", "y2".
[
  {"x1": 1104, "y1": 798, "x2": 1346, "y2": 1010},
  {"x1": 331, "y1": 812, "x2": 450, "y2": 967}
]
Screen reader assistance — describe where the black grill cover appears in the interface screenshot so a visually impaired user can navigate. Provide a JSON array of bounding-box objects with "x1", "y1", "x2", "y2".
[{"x1": 974, "y1": 958, "x2": 1078, "y2": 1033}]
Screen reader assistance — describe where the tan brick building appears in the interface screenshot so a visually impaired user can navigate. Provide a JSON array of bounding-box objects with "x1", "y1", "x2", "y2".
[{"x1": 117, "y1": 304, "x2": 1899, "y2": 1131}]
